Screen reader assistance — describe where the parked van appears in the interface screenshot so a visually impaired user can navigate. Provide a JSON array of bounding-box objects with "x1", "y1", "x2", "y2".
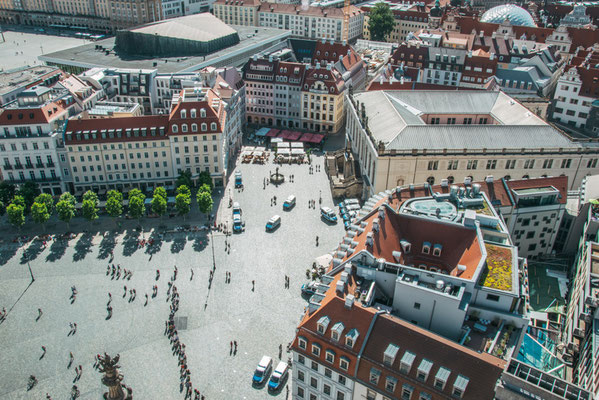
[
  {"x1": 320, "y1": 207, "x2": 337, "y2": 223},
  {"x1": 232, "y1": 202, "x2": 242, "y2": 216},
  {"x1": 266, "y1": 215, "x2": 281, "y2": 231},
  {"x1": 233, "y1": 214, "x2": 244, "y2": 233},
  {"x1": 268, "y1": 361, "x2": 289, "y2": 391},
  {"x1": 234, "y1": 170, "x2": 243, "y2": 188},
  {"x1": 283, "y1": 195, "x2": 296, "y2": 210},
  {"x1": 252, "y1": 356, "x2": 273, "y2": 385},
  {"x1": 344, "y1": 198, "x2": 360, "y2": 206}
]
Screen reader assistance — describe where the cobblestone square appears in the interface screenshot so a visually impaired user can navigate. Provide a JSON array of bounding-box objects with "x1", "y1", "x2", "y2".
[{"x1": 0, "y1": 152, "x2": 344, "y2": 399}]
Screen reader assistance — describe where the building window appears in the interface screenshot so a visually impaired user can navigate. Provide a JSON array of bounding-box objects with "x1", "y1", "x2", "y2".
[
  {"x1": 339, "y1": 357, "x2": 349, "y2": 371},
  {"x1": 402, "y1": 384, "x2": 414, "y2": 400},
  {"x1": 386, "y1": 377, "x2": 397, "y2": 392},
  {"x1": 467, "y1": 160, "x2": 477, "y2": 170},
  {"x1": 447, "y1": 160, "x2": 458, "y2": 170},
  {"x1": 310, "y1": 377, "x2": 318, "y2": 389},
  {"x1": 486, "y1": 294, "x2": 500, "y2": 302},
  {"x1": 370, "y1": 368, "x2": 381, "y2": 384},
  {"x1": 561, "y1": 159, "x2": 572, "y2": 168},
  {"x1": 427, "y1": 160, "x2": 438, "y2": 170},
  {"x1": 298, "y1": 354, "x2": 305, "y2": 365},
  {"x1": 298, "y1": 370, "x2": 305, "y2": 382},
  {"x1": 486, "y1": 160, "x2": 496, "y2": 170},
  {"x1": 524, "y1": 159, "x2": 535, "y2": 169},
  {"x1": 172, "y1": 124, "x2": 178, "y2": 133},
  {"x1": 298, "y1": 337, "x2": 307, "y2": 350},
  {"x1": 311, "y1": 361, "x2": 319, "y2": 371},
  {"x1": 325, "y1": 350, "x2": 335, "y2": 363},
  {"x1": 414, "y1": 302, "x2": 421, "y2": 310},
  {"x1": 542, "y1": 159, "x2": 553, "y2": 169}
]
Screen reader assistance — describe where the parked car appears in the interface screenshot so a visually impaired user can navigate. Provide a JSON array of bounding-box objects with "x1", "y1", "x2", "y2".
[
  {"x1": 268, "y1": 361, "x2": 289, "y2": 391},
  {"x1": 344, "y1": 198, "x2": 360, "y2": 206},
  {"x1": 233, "y1": 214, "x2": 244, "y2": 233},
  {"x1": 252, "y1": 356, "x2": 273, "y2": 385},
  {"x1": 301, "y1": 281, "x2": 318, "y2": 295},
  {"x1": 235, "y1": 170, "x2": 243, "y2": 188},
  {"x1": 266, "y1": 215, "x2": 281, "y2": 231},
  {"x1": 283, "y1": 195, "x2": 296, "y2": 210},
  {"x1": 320, "y1": 207, "x2": 337, "y2": 223}
]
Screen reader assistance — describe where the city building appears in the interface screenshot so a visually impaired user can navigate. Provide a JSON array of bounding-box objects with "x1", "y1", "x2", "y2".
[
  {"x1": 0, "y1": 66, "x2": 63, "y2": 106},
  {"x1": 161, "y1": 0, "x2": 211, "y2": 19},
  {"x1": 213, "y1": 0, "x2": 261, "y2": 26},
  {"x1": 345, "y1": 90, "x2": 599, "y2": 197},
  {"x1": 40, "y1": 19, "x2": 291, "y2": 75},
  {"x1": 243, "y1": 40, "x2": 365, "y2": 133},
  {"x1": 82, "y1": 101, "x2": 142, "y2": 119},
  {"x1": 549, "y1": 46, "x2": 599, "y2": 137},
  {"x1": 291, "y1": 182, "x2": 530, "y2": 400},
  {"x1": 0, "y1": 86, "x2": 79, "y2": 195},
  {"x1": 256, "y1": 3, "x2": 364, "y2": 42},
  {"x1": 63, "y1": 86, "x2": 229, "y2": 192},
  {"x1": 360, "y1": 0, "x2": 430, "y2": 43},
  {"x1": 559, "y1": 4, "x2": 593, "y2": 28}
]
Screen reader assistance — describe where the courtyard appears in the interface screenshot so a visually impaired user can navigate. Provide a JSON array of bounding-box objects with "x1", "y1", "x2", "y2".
[{"x1": 0, "y1": 151, "x2": 344, "y2": 399}]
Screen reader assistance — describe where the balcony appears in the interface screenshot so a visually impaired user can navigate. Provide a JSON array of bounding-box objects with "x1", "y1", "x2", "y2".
[
  {"x1": 14, "y1": 164, "x2": 23, "y2": 169},
  {"x1": 3, "y1": 164, "x2": 12, "y2": 170},
  {"x1": 573, "y1": 327, "x2": 585, "y2": 339},
  {"x1": 35, "y1": 163, "x2": 44, "y2": 169},
  {"x1": 46, "y1": 162, "x2": 55, "y2": 168},
  {"x1": 9, "y1": 176, "x2": 61, "y2": 184}
]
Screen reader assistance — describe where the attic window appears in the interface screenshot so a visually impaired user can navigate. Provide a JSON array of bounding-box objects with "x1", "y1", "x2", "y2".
[
  {"x1": 433, "y1": 244, "x2": 442, "y2": 257},
  {"x1": 18, "y1": 113, "x2": 23, "y2": 119},
  {"x1": 345, "y1": 328, "x2": 359, "y2": 348},
  {"x1": 400, "y1": 240, "x2": 411, "y2": 253},
  {"x1": 7, "y1": 114, "x2": 12, "y2": 120},
  {"x1": 331, "y1": 322, "x2": 344, "y2": 341},
  {"x1": 29, "y1": 113, "x2": 34, "y2": 119},
  {"x1": 317, "y1": 315, "x2": 330, "y2": 334},
  {"x1": 422, "y1": 242, "x2": 431, "y2": 254},
  {"x1": 317, "y1": 50, "x2": 320, "y2": 55}
]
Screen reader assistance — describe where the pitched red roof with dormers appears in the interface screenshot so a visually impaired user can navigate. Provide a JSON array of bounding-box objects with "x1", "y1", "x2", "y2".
[
  {"x1": 303, "y1": 67, "x2": 345, "y2": 94},
  {"x1": 168, "y1": 90, "x2": 225, "y2": 135},
  {"x1": 456, "y1": 16, "x2": 553, "y2": 43},
  {"x1": 276, "y1": 61, "x2": 306, "y2": 86},
  {"x1": 64, "y1": 115, "x2": 169, "y2": 145},
  {"x1": 0, "y1": 99, "x2": 71, "y2": 126}
]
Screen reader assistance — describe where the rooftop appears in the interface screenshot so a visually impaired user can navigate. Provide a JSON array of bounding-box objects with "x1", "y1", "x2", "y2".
[
  {"x1": 125, "y1": 14, "x2": 237, "y2": 43},
  {"x1": 0, "y1": 66, "x2": 62, "y2": 96},
  {"x1": 479, "y1": 244, "x2": 514, "y2": 292},
  {"x1": 39, "y1": 25, "x2": 290, "y2": 73}
]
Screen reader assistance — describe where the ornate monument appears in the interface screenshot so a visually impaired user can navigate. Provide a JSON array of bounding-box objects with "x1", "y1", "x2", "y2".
[
  {"x1": 98, "y1": 353, "x2": 133, "y2": 400},
  {"x1": 270, "y1": 167, "x2": 285, "y2": 185}
]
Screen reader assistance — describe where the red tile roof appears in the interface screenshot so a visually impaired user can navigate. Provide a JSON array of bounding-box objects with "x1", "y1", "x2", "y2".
[
  {"x1": 64, "y1": 115, "x2": 169, "y2": 144},
  {"x1": 0, "y1": 99, "x2": 71, "y2": 126},
  {"x1": 505, "y1": 175, "x2": 568, "y2": 205},
  {"x1": 258, "y1": 3, "x2": 362, "y2": 18}
]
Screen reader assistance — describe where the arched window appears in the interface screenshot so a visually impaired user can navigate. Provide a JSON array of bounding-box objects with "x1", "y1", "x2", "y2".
[
  {"x1": 190, "y1": 109, "x2": 197, "y2": 118},
  {"x1": 210, "y1": 122, "x2": 217, "y2": 131},
  {"x1": 427, "y1": 176, "x2": 435, "y2": 185},
  {"x1": 191, "y1": 123, "x2": 197, "y2": 132},
  {"x1": 447, "y1": 176, "x2": 454, "y2": 184},
  {"x1": 180, "y1": 109, "x2": 187, "y2": 119},
  {"x1": 522, "y1": 174, "x2": 529, "y2": 179},
  {"x1": 171, "y1": 124, "x2": 178, "y2": 133},
  {"x1": 200, "y1": 108, "x2": 206, "y2": 118},
  {"x1": 201, "y1": 123, "x2": 207, "y2": 131},
  {"x1": 504, "y1": 175, "x2": 511, "y2": 181},
  {"x1": 182, "y1": 124, "x2": 188, "y2": 133}
]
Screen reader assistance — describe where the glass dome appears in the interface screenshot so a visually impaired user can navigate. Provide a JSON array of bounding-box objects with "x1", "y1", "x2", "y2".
[{"x1": 480, "y1": 4, "x2": 537, "y2": 27}]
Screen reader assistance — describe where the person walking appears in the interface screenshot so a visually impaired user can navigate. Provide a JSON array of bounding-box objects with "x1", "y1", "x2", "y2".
[
  {"x1": 37, "y1": 308, "x2": 43, "y2": 321},
  {"x1": 41, "y1": 346, "x2": 46, "y2": 358}
]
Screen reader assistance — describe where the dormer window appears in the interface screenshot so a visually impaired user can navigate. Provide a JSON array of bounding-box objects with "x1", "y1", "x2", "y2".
[
  {"x1": 383, "y1": 343, "x2": 400, "y2": 366},
  {"x1": 452, "y1": 375, "x2": 469, "y2": 398},
  {"x1": 297, "y1": 336, "x2": 307, "y2": 350},
  {"x1": 311, "y1": 343, "x2": 321, "y2": 356},
  {"x1": 331, "y1": 322, "x2": 344, "y2": 341},
  {"x1": 434, "y1": 367, "x2": 451, "y2": 390},
  {"x1": 417, "y1": 359, "x2": 433, "y2": 382},
  {"x1": 210, "y1": 122, "x2": 217, "y2": 131},
  {"x1": 200, "y1": 108, "x2": 206, "y2": 118},
  {"x1": 339, "y1": 356, "x2": 350, "y2": 371},
  {"x1": 191, "y1": 123, "x2": 197, "y2": 132},
  {"x1": 190, "y1": 109, "x2": 197, "y2": 118},
  {"x1": 370, "y1": 367, "x2": 381, "y2": 384},
  {"x1": 181, "y1": 124, "x2": 188, "y2": 133},
  {"x1": 400, "y1": 240, "x2": 411, "y2": 253},
  {"x1": 345, "y1": 328, "x2": 359, "y2": 348},
  {"x1": 180, "y1": 109, "x2": 187, "y2": 119},
  {"x1": 317, "y1": 316, "x2": 330, "y2": 334},
  {"x1": 172, "y1": 124, "x2": 178, "y2": 133},
  {"x1": 422, "y1": 242, "x2": 431, "y2": 254},
  {"x1": 433, "y1": 244, "x2": 442, "y2": 257},
  {"x1": 201, "y1": 123, "x2": 207, "y2": 132},
  {"x1": 399, "y1": 351, "x2": 416, "y2": 374},
  {"x1": 325, "y1": 349, "x2": 335, "y2": 363}
]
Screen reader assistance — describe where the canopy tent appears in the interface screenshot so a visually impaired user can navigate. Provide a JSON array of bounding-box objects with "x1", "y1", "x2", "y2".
[
  {"x1": 287, "y1": 131, "x2": 302, "y2": 141},
  {"x1": 276, "y1": 142, "x2": 290, "y2": 148},
  {"x1": 290, "y1": 142, "x2": 304, "y2": 148},
  {"x1": 291, "y1": 148, "x2": 305, "y2": 155},
  {"x1": 271, "y1": 137, "x2": 283, "y2": 143},
  {"x1": 266, "y1": 129, "x2": 280, "y2": 137},
  {"x1": 299, "y1": 133, "x2": 313, "y2": 142},
  {"x1": 255, "y1": 127, "x2": 270, "y2": 137},
  {"x1": 309, "y1": 134, "x2": 325, "y2": 143},
  {"x1": 277, "y1": 148, "x2": 291, "y2": 155}
]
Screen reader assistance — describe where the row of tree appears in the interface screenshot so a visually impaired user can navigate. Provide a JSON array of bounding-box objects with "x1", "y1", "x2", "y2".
[{"x1": 4, "y1": 183, "x2": 215, "y2": 231}]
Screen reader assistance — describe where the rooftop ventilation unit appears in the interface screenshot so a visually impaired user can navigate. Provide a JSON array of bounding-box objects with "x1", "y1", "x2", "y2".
[
  {"x1": 441, "y1": 179, "x2": 448, "y2": 187},
  {"x1": 392, "y1": 251, "x2": 402, "y2": 262},
  {"x1": 378, "y1": 207, "x2": 385, "y2": 219},
  {"x1": 345, "y1": 294, "x2": 355, "y2": 309},
  {"x1": 366, "y1": 232, "x2": 374, "y2": 246},
  {"x1": 472, "y1": 183, "x2": 481, "y2": 196},
  {"x1": 340, "y1": 271, "x2": 349, "y2": 282},
  {"x1": 485, "y1": 175, "x2": 494, "y2": 183}
]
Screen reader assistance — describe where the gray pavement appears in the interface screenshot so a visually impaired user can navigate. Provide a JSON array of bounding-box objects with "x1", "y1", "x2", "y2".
[{"x1": 0, "y1": 151, "x2": 344, "y2": 399}]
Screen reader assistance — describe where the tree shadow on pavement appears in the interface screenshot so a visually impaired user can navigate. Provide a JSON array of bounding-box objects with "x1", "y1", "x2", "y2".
[
  {"x1": 122, "y1": 229, "x2": 140, "y2": 257},
  {"x1": 0, "y1": 245, "x2": 18, "y2": 266},
  {"x1": 73, "y1": 232, "x2": 93, "y2": 262},
  {"x1": 170, "y1": 235, "x2": 187, "y2": 254},
  {"x1": 145, "y1": 230, "x2": 163, "y2": 257},
  {"x1": 98, "y1": 232, "x2": 117, "y2": 260},
  {"x1": 21, "y1": 240, "x2": 43, "y2": 264},
  {"x1": 45, "y1": 238, "x2": 67, "y2": 262},
  {"x1": 191, "y1": 232, "x2": 209, "y2": 253}
]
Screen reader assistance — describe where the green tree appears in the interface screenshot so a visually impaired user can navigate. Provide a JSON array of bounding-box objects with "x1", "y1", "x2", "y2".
[
  {"x1": 128, "y1": 188, "x2": 144, "y2": 202},
  {"x1": 198, "y1": 171, "x2": 213, "y2": 190},
  {"x1": 12, "y1": 195, "x2": 25, "y2": 208},
  {"x1": 0, "y1": 182, "x2": 16, "y2": 206},
  {"x1": 106, "y1": 195, "x2": 123, "y2": 226},
  {"x1": 128, "y1": 195, "x2": 146, "y2": 221},
  {"x1": 6, "y1": 203, "x2": 25, "y2": 229},
  {"x1": 176, "y1": 170, "x2": 193, "y2": 189},
  {"x1": 175, "y1": 193, "x2": 191, "y2": 219},
  {"x1": 196, "y1": 190, "x2": 213, "y2": 215},
  {"x1": 56, "y1": 198, "x2": 75, "y2": 228},
  {"x1": 82, "y1": 199, "x2": 98, "y2": 221},
  {"x1": 198, "y1": 183, "x2": 212, "y2": 196},
  {"x1": 153, "y1": 186, "x2": 167, "y2": 200},
  {"x1": 59, "y1": 192, "x2": 76, "y2": 206},
  {"x1": 31, "y1": 202, "x2": 50, "y2": 230},
  {"x1": 107, "y1": 190, "x2": 123, "y2": 203},
  {"x1": 0, "y1": 200, "x2": 5, "y2": 216},
  {"x1": 34, "y1": 193, "x2": 54, "y2": 215},
  {"x1": 151, "y1": 194, "x2": 167, "y2": 218},
  {"x1": 368, "y1": 3, "x2": 395, "y2": 42},
  {"x1": 176, "y1": 185, "x2": 191, "y2": 197},
  {"x1": 83, "y1": 190, "x2": 99, "y2": 206},
  {"x1": 17, "y1": 181, "x2": 40, "y2": 211}
]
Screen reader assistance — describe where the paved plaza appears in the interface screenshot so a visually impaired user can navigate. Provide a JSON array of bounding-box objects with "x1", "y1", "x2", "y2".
[
  {"x1": 0, "y1": 151, "x2": 344, "y2": 399},
  {"x1": 0, "y1": 29, "x2": 87, "y2": 70}
]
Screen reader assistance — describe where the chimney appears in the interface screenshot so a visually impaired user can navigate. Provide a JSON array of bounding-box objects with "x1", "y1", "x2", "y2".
[
  {"x1": 372, "y1": 218, "x2": 379, "y2": 232},
  {"x1": 492, "y1": 31, "x2": 497, "y2": 39},
  {"x1": 344, "y1": 294, "x2": 355, "y2": 309},
  {"x1": 366, "y1": 232, "x2": 374, "y2": 246},
  {"x1": 392, "y1": 250, "x2": 402, "y2": 262},
  {"x1": 485, "y1": 175, "x2": 494, "y2": 183},
  {"x1": 378, "y1": 206, "x2": 385, "y2": 219},
  {"x1": 479, "y1": 30, "x2": 483, "y2": 38},
  {"x1": 490, "y1": 52, "x2": 495, "y2": 60},
  {"x1": 336, "y1": 280, "x2": 345, "y2": 294}
]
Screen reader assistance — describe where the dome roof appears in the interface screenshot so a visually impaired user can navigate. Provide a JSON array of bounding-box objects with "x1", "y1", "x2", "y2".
[{"x1": 480, "y1": 4, "x2": 537, "y2": 27}]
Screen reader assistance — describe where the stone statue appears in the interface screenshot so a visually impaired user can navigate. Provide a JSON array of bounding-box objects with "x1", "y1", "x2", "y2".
[{"x1": 98, "y1": 353, "x2": 133, "y2": 400}]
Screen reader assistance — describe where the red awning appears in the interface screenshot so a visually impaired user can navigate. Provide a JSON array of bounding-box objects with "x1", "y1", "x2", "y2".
[
  {"x1": 299, "y1": 133, "x2": 313, "y2": 142},
  {"x1": 266, "y1": 129, "x2": 280, "y2": 137},
  {"x1": 309, "y1": 134, "x2": 325, "y2": 143},
  {"x1": 279, "y1": 130, "x2": 293, "y2": 139},
  {"x1": 288, "y1": 131, "x2": 302, "y2": 141}
]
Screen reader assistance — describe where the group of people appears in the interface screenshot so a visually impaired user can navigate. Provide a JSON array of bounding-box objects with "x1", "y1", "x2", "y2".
[
  {"x1": 284, "y1": 275, "x2": 291, "y2": 289},
  {"x1": 164, "y1": 268, "x2": 205, "y2": 400},
  {"x1": 309, "y1": 164, "x2": 321, "y2": 174},
  {"x1": 106, "y1": 264, "x2": 133, "y2": 281}
]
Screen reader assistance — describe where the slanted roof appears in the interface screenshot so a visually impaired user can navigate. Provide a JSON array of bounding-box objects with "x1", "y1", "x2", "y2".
[{"x1": 127, "y1": 13, "x2": 237, "y2": 42}]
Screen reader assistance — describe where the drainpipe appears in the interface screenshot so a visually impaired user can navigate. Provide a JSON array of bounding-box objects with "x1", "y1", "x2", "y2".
[{"x1": 354, "y1": 310, "x2": 385, "y2": 377}]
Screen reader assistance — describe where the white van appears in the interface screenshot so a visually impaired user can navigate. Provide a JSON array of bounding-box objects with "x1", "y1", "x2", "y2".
[
  {"x1": 268, "y1": 361, "x2": 289, "y2": 391},
  {"x1": 283, "y1": 195, "x2": 296, "y2": 210},
  {"x1": 252, "y1": 355, "x2": 273, "y2": 385}
]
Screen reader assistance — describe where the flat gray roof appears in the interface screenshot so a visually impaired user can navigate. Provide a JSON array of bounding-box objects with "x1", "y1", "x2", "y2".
[{"x1": 39, "y1": 25, "x2": 290, "y2": 73}]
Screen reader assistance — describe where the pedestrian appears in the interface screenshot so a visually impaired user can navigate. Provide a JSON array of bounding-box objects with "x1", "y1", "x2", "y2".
[
  {"x1": 252, "y1": 280, "x2": 255, "y2": 291},
  {"x1": 123, "y1": 285, "x2": 127, "y2": 298},
  {"x1": 190, "y1": 269, "x2": 194, "y2": 281},
  {"x1": 37, "y1": 308, "x2": 43, "y2": 320},
  {"x1": 41, "y1": 345, "x2": 46, "y2": 358}
]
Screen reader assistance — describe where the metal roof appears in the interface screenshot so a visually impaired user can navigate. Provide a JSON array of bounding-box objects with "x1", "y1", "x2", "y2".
[{"x1": 128, "y1": 13, "x2": 237, "y2": 42}]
